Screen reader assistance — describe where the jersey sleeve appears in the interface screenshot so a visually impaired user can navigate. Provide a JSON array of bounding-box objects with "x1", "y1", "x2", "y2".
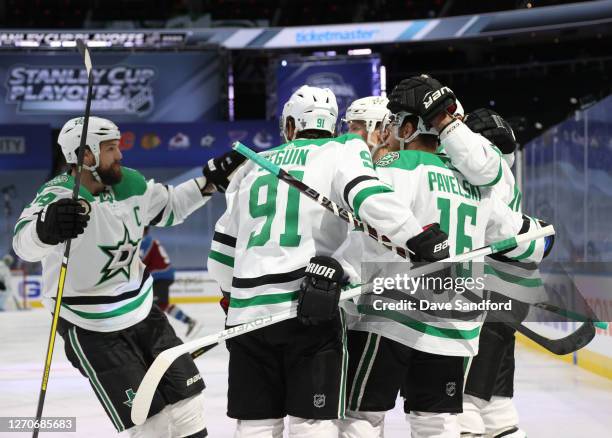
[
  {"x1": 12, "y1": 184, "x2": 72, "y2": 262},
  {"x1": 485, "y1": 195, "x2": 547, "y2": 263},
  {"x1": 207, "y1": 163, "x2": 248, "y2": 293},
  {"x1": 144, "y1": 176, "x2": 210, "y2": 228},
  {"x1": 439, "y1": 119, "x2": 503, "y2": 187},
  {"x1": 332, "y1": 137, "x2": 423, "y2": 247}
]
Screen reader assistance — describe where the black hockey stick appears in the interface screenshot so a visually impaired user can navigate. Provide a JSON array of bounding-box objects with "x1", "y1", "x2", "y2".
[
  {"x1": 513, "y1": 320, "x2": 595, "y2": 355},
  {"x1": 32, "y1": 39, "x2": 93, "y2": 438},
  {"x1": 190, "y1": 342, "x2": 218, "y2": 359}
]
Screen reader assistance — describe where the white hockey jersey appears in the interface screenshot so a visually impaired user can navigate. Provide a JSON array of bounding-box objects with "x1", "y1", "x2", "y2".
[
  {"x1": 208, "y1": 133, "x2": 425, "y2": 326},
  {"x1": 439, "y1": 119, "x2": 522, "y2": 213},
  {"x1": 13, "y1": 168, "x2": 208, "y2": 332},
  {"x1": 341, "y1": 150, "x2": 546, "y2": 356}
]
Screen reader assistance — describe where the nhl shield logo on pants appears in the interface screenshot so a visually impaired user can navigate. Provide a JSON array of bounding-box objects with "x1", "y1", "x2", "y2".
[
  {"x1": 313, "y1": 393, "x2": 326, "y2": 408},
  {"x1": 446, "y1": 381, "x2": 456, "y2": 397}
]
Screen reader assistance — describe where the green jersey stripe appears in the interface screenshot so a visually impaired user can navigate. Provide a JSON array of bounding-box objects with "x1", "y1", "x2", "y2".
[
  {"x1": 209, "y1": 250, "x2": 235, "y2": 268},
  {"x1": 479, "y1": 160, "x2": 503, "y2": 187},
  {"x1": 352, "y1": 185, "x2": 393, "y2": 219},
  {"x1": 13, "y1": 218, "x2": 32, "y2": 236},
  {"x1": 509, "y1": 238, "x2": 536, "y2": 261},
  {"x1": 62, "y1": 284, "x2": 152, "y2": 319},
  {"x1": 164, "y1": 211, "x2": 175, "y2": 227},
  {"x1": 229, "y1": 290, "x2": 298, "y2": 308},
  {"x1": 358, "y1": 305, "x2": 481, "y2": 340}
]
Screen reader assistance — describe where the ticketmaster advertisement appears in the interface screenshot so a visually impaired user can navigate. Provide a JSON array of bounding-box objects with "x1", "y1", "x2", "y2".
[{"x1": 0, "y1": 51, "x2": 221, "y2": 126}]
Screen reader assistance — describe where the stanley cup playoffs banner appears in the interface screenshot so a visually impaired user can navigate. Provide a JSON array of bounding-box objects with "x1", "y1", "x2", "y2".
[{"x1": 0, "y1": 51, "x2": 221, "y2": 126}]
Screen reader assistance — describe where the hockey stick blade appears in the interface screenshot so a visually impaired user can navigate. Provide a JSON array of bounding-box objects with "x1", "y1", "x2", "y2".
[
  {"x1": 514, "y1": 320, "x2": 596, "y2": 355},
  {"x1": 76, "y1": 39, "x2": 92, "y2": 75},
  {"x1": 131, "y1": 284, "x2": 363, "y2": 425}
]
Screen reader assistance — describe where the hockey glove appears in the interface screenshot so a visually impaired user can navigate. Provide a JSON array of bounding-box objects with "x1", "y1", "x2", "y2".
[
  {"x1": 387, "y1": 75, "x2": 456, "y2": 127},
  {"x1": 406, "y1": 223, "x2": 450, "y2": 263},
  {"x1": 298, "y1": 256, "x2": 344, "y2": 326},
  {"x1": 203, "y1": 150, "x2": 247, "y2": 193},
  {"x1": 540, "y1": 219, "x2": 555, "y2": 258},
  {"x1": 464, "y1": 108, "x2": 518, "y2": 155},
  {"x1": 36, "y1": 198, "x2": 90, "y2": 245}
]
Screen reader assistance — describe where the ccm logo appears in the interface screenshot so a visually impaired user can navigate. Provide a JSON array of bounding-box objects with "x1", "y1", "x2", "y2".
[
  {"x1": 186, "y1": 373, "x2": 202, "y2": 387},
  {"x1": 306, "y1": 263, "x2": 336, "y2": 279},
  {"x1": 423, "y1": 87, "x2": 452, "y2": 109},
  {"x1": 434, "y1": 240, "x2": 449, "y2": 254}
]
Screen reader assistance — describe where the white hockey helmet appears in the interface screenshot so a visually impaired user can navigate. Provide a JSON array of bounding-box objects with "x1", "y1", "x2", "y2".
[
  {"x1": 280, "y1": 85, "x2": 338, "y2": 142},
  {"x1": 58, "y1": 116, "x2": 121, "y2": 174},
  {"x1": 344, "y1": 96, "x2": 389, "y2": 134},
  {"x1": 388, "y1": 111, "x2": 438, "y2": 150}
]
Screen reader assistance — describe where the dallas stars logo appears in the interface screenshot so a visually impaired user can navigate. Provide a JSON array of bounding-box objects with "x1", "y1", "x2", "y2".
[
  {"x1": 97, "y1": 223, "x2": 140, "y2": 285},
  {"x1": 123, "y1": 388, "x2": 136, "y2": 407}
]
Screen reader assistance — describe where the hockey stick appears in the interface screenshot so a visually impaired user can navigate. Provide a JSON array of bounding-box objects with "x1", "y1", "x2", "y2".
[
  {"x1": 233, "y1": 143, "x2": 605, "y2": 348},
  {"x1": 232, "y1": 142, "x2": 412, "y2": 259},
  {"x1": 513, "y1": 319, "x2": 595, "y2": 355},
  {"x1": 190, "y1": 342, "x2": 218, "y2": 359},
  {"x1": 131, "y1": 227, "x2": 552, "y2": 425},
  {"x1": 32, "y1": 39, "x2": 93, "y2": 438}
]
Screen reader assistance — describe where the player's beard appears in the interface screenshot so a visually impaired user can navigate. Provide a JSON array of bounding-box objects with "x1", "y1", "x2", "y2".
[{"x1": 97, "y1": 161, "x2": 123, "y2": 186}]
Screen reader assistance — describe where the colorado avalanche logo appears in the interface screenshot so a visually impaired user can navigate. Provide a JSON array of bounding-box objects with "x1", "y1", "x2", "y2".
[{"x1": 375, "y1": 151, "x2": 400, "y2": 167}]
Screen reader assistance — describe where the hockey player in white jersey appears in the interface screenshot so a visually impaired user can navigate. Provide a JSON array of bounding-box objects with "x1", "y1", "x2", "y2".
[
  {"x1": 207, "y1": 85, "x2": 450, "y2": 438},
  {"x1": 13, "y1": 116, "x2": 245, "y2": 437},
  {"x1": 392, "y1": 78, "x2": 536, "y2": 438},
  {"x1": 344, "y1": 96, "x2": 390, "y2": 161},
  {"x1": 339, "y1": 76, "x2": 550, "y2": 438},
  {"x1": 452, "y1": 108, "x2": 531, "y2": 438}
]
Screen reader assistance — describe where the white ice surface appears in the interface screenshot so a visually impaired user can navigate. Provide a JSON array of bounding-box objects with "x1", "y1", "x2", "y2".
[{"x1": 0, "y1": 304, "x2": 611, "y2": 437}]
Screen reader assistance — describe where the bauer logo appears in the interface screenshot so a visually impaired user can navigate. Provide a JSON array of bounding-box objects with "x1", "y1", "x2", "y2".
[
  {"x1": 0, "y1": 136, "x2": 25, "y2": 154},
  {"x1": 186, "y1": 373, "x2": 202, "y2": 387},
  {"x1": 5, "y1": 65, "x2": 156, "y2": 116},
  {"x1": 423, "y1": 87, "x2": 452, "y2": 109}
]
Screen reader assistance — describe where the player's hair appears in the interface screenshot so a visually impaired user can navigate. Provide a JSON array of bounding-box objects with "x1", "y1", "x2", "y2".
[{"x1": 295, "y1": 129, "x2": 331, "y2": 140}]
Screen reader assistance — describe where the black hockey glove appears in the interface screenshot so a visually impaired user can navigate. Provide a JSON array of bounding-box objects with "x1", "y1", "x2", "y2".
[
  {"x1": 298, "y1": 256, "x2": 344, "y2": 326},
  {"x1": 203, "y1": 150, "x2": 247, "y2": 193},
  {"x1": 464, "y1": 108, "x2": 518, "y2": 155},
  {"x1": 406, "y1": 223, "x2": 450, "y2": 263},
  {"x1": 387, "y1": 75, "x2": 456, "y2": 127},
  {"x1": 36, "y1": 198, "x2": 90, "y2": 245}
]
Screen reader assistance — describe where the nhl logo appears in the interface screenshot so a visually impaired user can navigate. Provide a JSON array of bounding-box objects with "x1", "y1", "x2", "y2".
[
  {"x1": 446, "y1": 381, "x2": 456, "y2": 397},
  {"x1": 313, "y1": 393, "x2": 326, "y2": 408}
]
